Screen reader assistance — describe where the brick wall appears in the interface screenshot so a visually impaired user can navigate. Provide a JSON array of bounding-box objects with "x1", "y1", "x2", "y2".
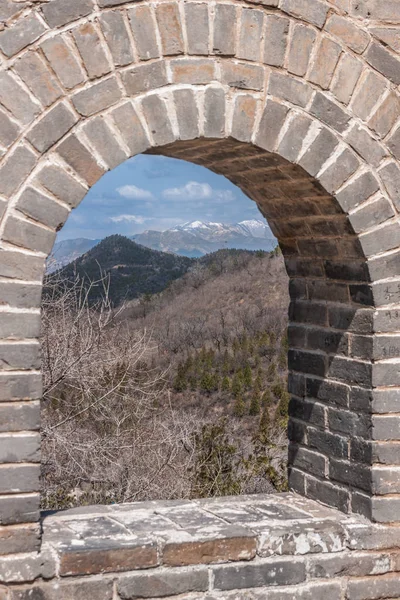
[{"x1": 0, "y1": 0, "x2": 399, "y2": 586}]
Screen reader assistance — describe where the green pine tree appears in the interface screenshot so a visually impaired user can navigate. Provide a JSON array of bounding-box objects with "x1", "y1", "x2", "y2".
[
  {"x1": 243, "y1": 364, "x2": 252, "y2": 388},
  {"x1": 233, "y1": 394, "x2": 246, "y2": 417},
  {"x1": 231, "y1": 373, "x2": 243, "y2": 398},
  {"x1": 249, "y1": 391, "x2": 261, "y2": 416},
  {"x1": 221, "y1": 376, "x2": 230, "y2": 392}
]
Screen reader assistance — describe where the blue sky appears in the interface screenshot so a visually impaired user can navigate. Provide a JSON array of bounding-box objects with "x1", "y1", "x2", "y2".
[{"x1": 58, "y1": 154, "x2": 263, "y2": 241}]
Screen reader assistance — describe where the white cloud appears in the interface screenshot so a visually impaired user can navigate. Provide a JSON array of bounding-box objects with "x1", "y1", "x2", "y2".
[
  {"x1": 110, "y1": 214, "x2": 149, "y2": 224},
  {"x1": 117, "y1": 185, "x2": 154, "y2": 200},
  {"x1": 162, "y1": 181, "x2": 235, "y2": 202}
]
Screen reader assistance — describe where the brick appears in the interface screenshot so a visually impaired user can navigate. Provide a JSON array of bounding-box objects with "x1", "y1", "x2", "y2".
[
  {"x1": 213, "y1": 4, "x2": 236, "y2": 56},
  {"x1": 350, "y1": 0, "x2": 400, "y2": 22},
  {"x1": 287, "y1": 24, "x2": 316, "y2": 77},
  {"x1": 309, "y1": 36, "x2": 342, "y2": 90},
  {"x1": 0, "y1": 109, "x2": 19, "y2": 149},
  {"x1": 310, "y1": 93, "x2": 350, "y2": 133},
  {"x1": 255, "y1": 99, "x2": 289, "y2": 152},
  {"x1": 72, "y1": 77, "x2": 122, "y2": 116},
  {"x1": 336, "y1": 172, "x2": 380, "y2": 213},
  {"x1": 156, "y1": 3, "x2": 184, "y2": 56},
  {"x1": 0, "y1": 145, "x2": 37, "y2": 197},
  {"x1": 369, "y1": 249, "x2": 400, "y2": 282},
  {"x1": 326, "y1": 15, "x2": 370, "y2": 54},
  {"x1": 365, "y1": 41, "x2": 400, "y2": 86},
  {"x1": 379, "y1": 162, "x2": 400, "y2": 211},
  {"x1": 0, "y1": 250, "x2": 44, "y2": 282},
  {"x1": 72, "y1": 22, "x2": 111, "y2": 79},
  {"x1": 0, "y1": 432, "x2": 40, "y2": 462},
  {"x1": 41, "y1": 0, "x2": 94, "y2": 28},
  {"x1": 329, "y1": 406, "x2": 370, "y2": 437},
  {"x1": 0, "y1": 313, "x2": 40, "y2": 340},
  {"x1": 221, "y1": 62, "x2": 263, "y2": 91},
  {"x1": 290, "y1": 300, "x2": 328, "y2": 326},
  {"x1": 213, "y1": 558, "x2": 306, "y2": 590},
  {"x1": 172, "y1": 58, "x2": 215, "y2": 84},
  {"x1": 319, "y1": 149, "x2": 360, "y2": 194},
  {"x1": 3, "y1": 215, "x2": 56, "y2": 255},
  {"x1": 299, "y1": 128, "x2": 339, "y2": 177},
  {"x1": 309, "y1": 551, "x2": 391, "y2": 579},
  {"x1": 83, "y1": 116, "x2": 127, "y2": 170},
  {"x1": 306, "y1": 475, "x2": 349, "y2": 513},
  {"x1": 0, "y1": 523, "x2": 40, "y2": 555},
  {"x1": 163, "y1": 532, "x2": 256, "y2": 567},
  {"x1": 14, "y1": 53, "x2": 62, "y2": 108},
  {"x1": 122, "y1": 61, "x2": 168, "y2": 96},
  {"x1": 361, "y1": 222, "x2": 400, "y2": 257},
  {"x1": 347, "y1": 574, "x2": 400, "y2": 600},
  {"x1": 232, "y1": 95, "x2": 257, "y2": 143},
  {"x1": 0, "y1": 72, "x2": 39, "y2": 126},
  {"x1": 369, "y1": 92, "x2": 400, "y2": 138},
  {"x1": 345, "y1": 125, "x2": 387, "y2": 168},
  {"x1": 0, "y1": 464, "x2": 40, "y2": 494},
  {"x1": 373, "y1": 415, "x2": 400, "y2": 440},
  {"x1": 100, "y1": 11, "x2": 134, "y2": 67},
  {"x1": 282, "y1": 0, "x2": 328, "y2": 27},
  {"x1": 288, "y1": 445, "x2": 327, "y2": 478},
  {"x1": 373, "y1": 467, "x2": 400, "y2": 495},
  {"x1": 238, "y1": 8, "x2": 263, "y2": 62},
  {"x1": 36, "y1": 165, "x2": 87, "y2": 209},
  {"x1": 204, "y1": 87, "x2": 225, "y2": 138},
  {"x1": 41, "y1": 35, "x2": 86, "y2": 90},
  {"x1": 27, "y1": 101, "x2": 78, "y2": 153},
  {"x1": 372, "y1": 389, "x2": 400, "y2": 414},
  {"x1": 268, "y1": 73, "x2": 313, "y2": 108},
  {"x1": 99, "y1": 0, "x2": 132, "y2": 5},
  {"x1": 263, "y1": 14, "x2": 289, "y2": 67},
  {"x1": 0, "y1": 13, "x2": 46, "y2": 58},
  {"x1": 289, "y1": 397, "x2": 326, "y2": 427},
  {"x1": 372, "y1": 498, "x2": 400, "y2": 524},
  {"x1": 185, "y1": 3, "x2": 209, "y2": 56},
  {"x1": 350, "y1": 333, "x2": 374, "y2": 359},
  {"x1": 370, "y1": 27, "x2": 400, "y2": 54},
  {"x1": 331, "y1": 53, "x2": 363, "y2": 106},
  {"x1": 373, "y1": 442, "x2": 400, "y2": 465},
  {"x1": 0, "y1": 283, "x2": 42, "y2": 311},
  {"x1": 325, "y1": 259, "x2": 369, "y2": 283},
  {"x1": 0, "y1": 494, "x2": 40, "y2": 525},
  {"x1": 174, "y1": 89, "x2": 199, "y2": 141},
  {"x1": 128, "y1": 5, "x2": 159, "y2": 61},
  {"x1": 118, "y1": 569, "x2": 208, "y2": 599},
  {"x1": 278, "y1": 114, "x2": 312, "y2": 163},
  {"x1": 330, "y1": 458, "x2": 371, "y2": 492},
  {"x1": 288, "y1": 349, "x2": 326, "y2": 377},
  {"x1": 10, "y1": 580, "x2": 113, "y2": 600},
  {"x1": 56, "y1": 135, "x2": 105, "y2": 187},
  {"x1": 351, "y1": 70, "x2": 387, "y2": 122},
  {"x1": 387, "y1": 123, "x2": 400, "y2": 161},
  {"x1": 0, "y1": 550, "x2": 55, "y2": 584},
  {"x1": 111, "y1": 102, "x2": 150, "y2": 156},
  {"x1": 141, "y1": 95, "x2": 175, "y2": 147}
]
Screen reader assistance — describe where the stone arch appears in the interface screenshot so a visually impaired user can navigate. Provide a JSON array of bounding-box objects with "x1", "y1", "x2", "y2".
[{"x1": 1, "y1": 0, "x2": 400, "y2": 561}]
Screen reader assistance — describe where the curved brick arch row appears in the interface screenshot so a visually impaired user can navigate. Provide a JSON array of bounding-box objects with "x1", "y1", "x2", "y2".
[{"x1": 1, "y1": 0, "x2": 400, "y2": 563}]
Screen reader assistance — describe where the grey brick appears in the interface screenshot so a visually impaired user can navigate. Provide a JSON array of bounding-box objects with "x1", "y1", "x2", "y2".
[
  {"x1": 238, "y1": 8, "x2": 263, "y2": 62},
  {"x1": 372, "y1": 389, "x2": 400, "y2": 413},
  {"x1": 204, "y1": 87, "x2": 225, "y2": 138},
  {"x1": 100, "y1": 10, "x2": 134, "y2": 67},
  {"x1": 156, "y1": 2, "x2": 184, "y2": 56},
  {"x1": 56, "y1": 135, "x2": 106, "y2": 187},
  {"x1": 369, "y1": 92, "x2": 400, "y2": 138},
  {"x1": 36, "y1": 165, "x2": 87, "y2": 208},
  {"x1": 289, "y1": 349, "x2": 326, "y2": 377},
  {"x1": 3, "y1": 215, "x2": 56, "y2": 255},
  {"x1": 185, "y1": 3, "x2": 209, "y2": 56},
  {"x1": 365, "y1": 41, "x2": 400, "y2": 86},
  {"x1": 361, "y1": 222, "x2": 400, "y2": 257},
  {"x1": 172, "y1": 58, "x2": 215, "y2": 84},
  {"x1": 9, "y1": 580, "x2": 113, "y2": 600},
  {"x1": 27, "y1": 101, "x2": 78, "y2": 153},
  {"x1": 329, "y1": 407, "x2": 370, "y2": 437},
  {"x1": 287, "y1": 23, "x2": 316, "y2": 77},
  {"x1": 213, "y1": 4, "x2": 236, "y2": 56},
  {"x1": 388, "y1": 124, "x2": 400, "y2": 161},
  {"x1": 0, "y1": 13, "x2": 46, "y2": 57},
  {"x1": 118, "y1": 569, "x2": 208, "y2": 599},
  {"x1": 0, "y1": 283, "x2": 42, "y2": 311},
  {"x1": 372, "y1": 497, "x2": 400, "y2": 523},
  {"x1": 308, "y1": 551, "x2": 390, "y2": 579},
  {"x1": 0, "y1": 250, "x2": 44, "y2": 282},
  {"x1": 213, "y1": 558, "x2": 306, "y2": 590},
  {"x1": 347, "y1": 574, "x2": 400, "y2": 600},
  {"x1": 309, "y1": 36, "x2": 342, "y2": 90},
  {"x1": 14, "y1": 53, "x2": 62, "y2": 108},
  {"x1": 350, "y1": 0, "x2": 400, "y2": 21},
  {"x1": 289, "y1": 397, "x2": 326, "y2": 427},
  {"x1": 336, "y1": 172, "x2": 380, "y2": 213},
  {"x1": 174, "y1": 89, "x2": 199, "y2": 141},
  {"x1": 0, "y1": 432, "x2": 40, "y2": 462},
  {"x1": 41, "y1": 35, "x2": 86, "y2": 90},
  {"x1": 0, "y1": 145, "x2": 37, "y2": 197},
  {"x1": 372, "y1": 442, "x2": 400, "y2": 465},
  {"x1": 0, "y1": 109, "x2": 20, "y2": 149},
  {"x1": 268, "y1": 72, "x2": 313, "y2": 108},
  {"x1": 379, "y1": 162, "x2": 400, "y2": 211},
  {"x1": 128, "y1": 5, "x2": 159, "y2": 61},
  {"x1": 232, "y1": 95, "x2": 257, "y2": 143},
  {"x1": 330, "y1": 458, "x2": 371, "y2": 492},
  {"x1": 329, "y1": 307, "x2": 373, "y2": 335},
  {"x1": 0, "y1": 523, "x2": 40, "y2": 556},
  {"x1": 0, "y1": 400, "x2": 39, "y2": 434},
  {"x1": 141, "y1": 95, "x2": 175, "y2": 147},
  {"x1": 72, "y1": 22, "x2": 112, "y2": 79},
  {"x1": 373, "y1": 364, "x2": 400, "y2": 391},
  {"x1": 328, "y1": 355, "x2": 372, "y2": 387},
  {"x1": 72, "y1": 76, "x2": 122, "y2": 116},
  {"x1": 0, "y1": 464, "x2": 40, "y2": 493},
  {"x1": 111, "y1": 102, "x2": 150, "y2": 156},
  {"x1": 310, "y1": 93, "x2": 350, "y2": 133},
  {"x1": 0, "y1": 71, "x2": 40, "y2": 126},
  {"x1": 351, "y1": 70, "x2": 387, "y2": 122},
  {"x1": 221, "y1": 61, "x2": 263, "y2": 91},
  {"x1": 0, "y1": 549, "x2": 55, "y2": 583},
  {"x1": 278, "y1": 114, "x2": 312, "y2": 163},
  {"x1": 346, "y1": 124, "x2": 387, "y2": 168},
  {"x1": 299, "y1": 128, "x2": 339, "y2": 177},
  {"x1": 263, "y1": 14, "x2": 289, "y2": 67},
  {"x1": 306, "y1": 475, "x2": 349, "y2": 513},
  {"x1": 288, "y1": 446, "x2": 327, "y2": 478},
  {"x1": 83, "y1": 117, "x2": 127, "y2": 170},
  {"x1": 41, "y1": 0, "x2": 94, "y2": 28},
  {"x1": 319, "y1": 149, "x2": 360, "y2": 194},
  {"x1": 255, "y1": 99, "x2": 289, "y2": 152},
  {"x1": 331, "y1": 53, "x2": 363, "y2": 106},
  {"x1": 372, "y1": 467, "x2": 400, "y2": 495},
  {"x1": 325, "y1": 14, "x2": 370, "y2": 54},
  {"x1": 280, "y1": 0, "x2": 328, "y2": 28},
  {"x1": 0, "y1": 494, "x2": 40, "y2": 525},
  {"x1": 0, "y1": 313, "x2": 40, "y2": 340},
  {"x1": 122, "y1": 61, "x2": 168, "y2": 96},
  {"x1": 16, "y1": 187, "x2": 69, "y2": 231}
]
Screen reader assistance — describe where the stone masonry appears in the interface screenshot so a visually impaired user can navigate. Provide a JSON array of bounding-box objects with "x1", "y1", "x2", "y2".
[{"x1": 0, "y1": 0, "x2": 400, "y2": 596}]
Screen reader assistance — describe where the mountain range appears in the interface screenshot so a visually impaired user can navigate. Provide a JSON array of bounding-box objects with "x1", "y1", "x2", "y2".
[{"x1": 49, "y1": 220, "x2": 277, "y2": 270}]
